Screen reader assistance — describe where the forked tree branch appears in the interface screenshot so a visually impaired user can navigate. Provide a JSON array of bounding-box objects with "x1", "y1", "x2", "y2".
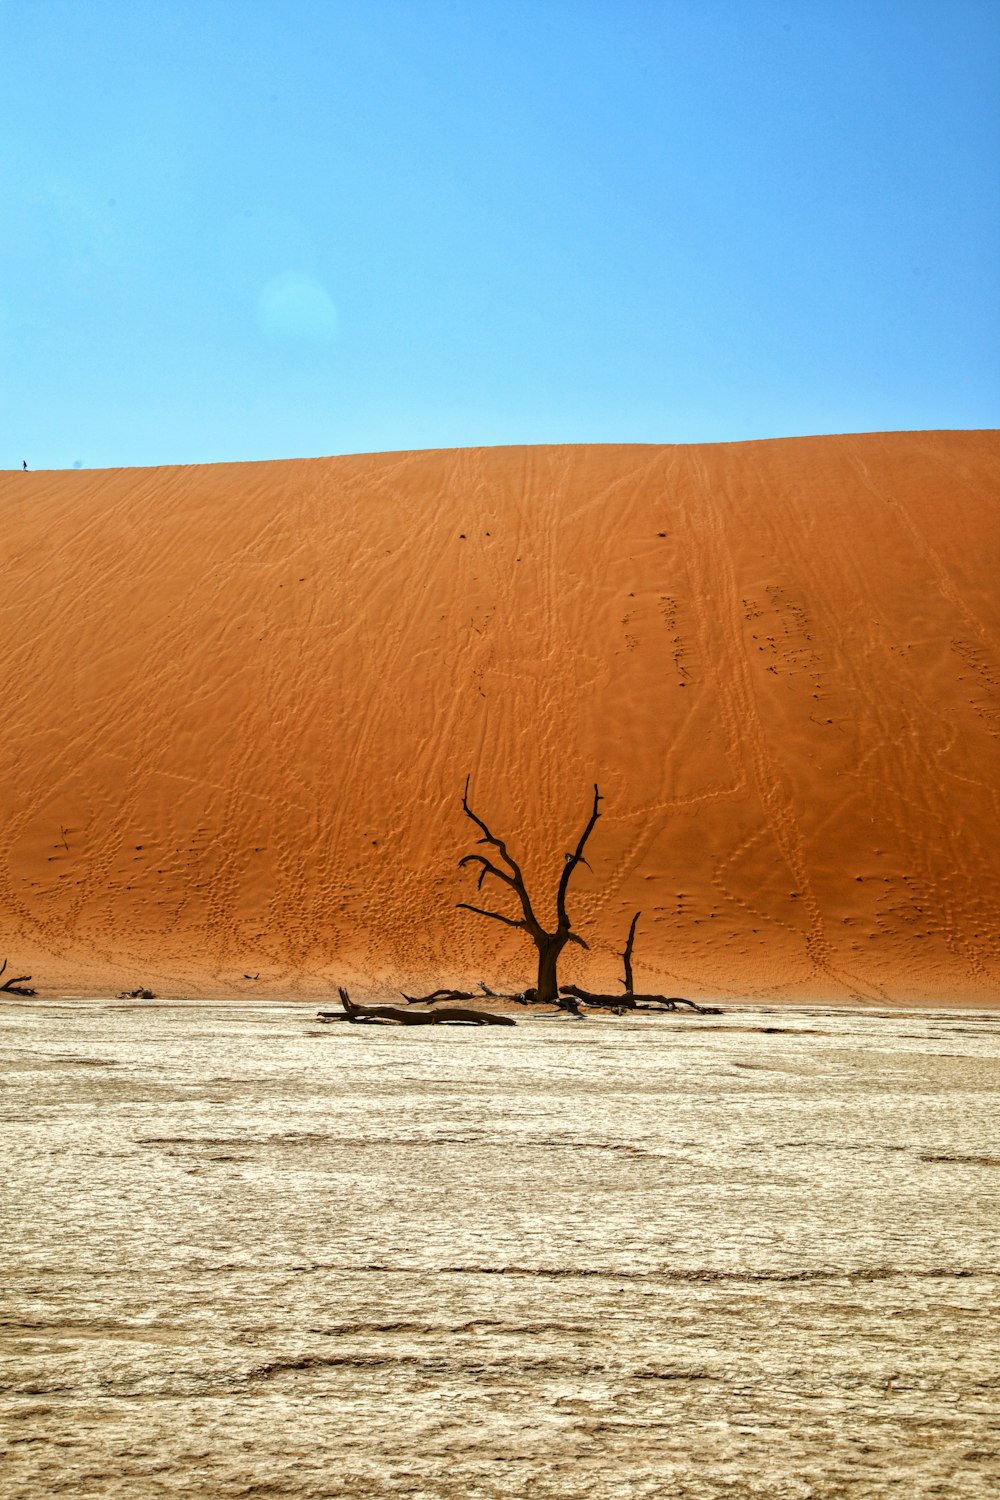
[
  {"x1": 457, "y1": 853, "x2": 519, "y2": 892},
  {"x1": 460, "y1": 776, "x2": 540, "y2": 932},
  {"x1": 461, "y1": 776, "x2": 525, "y2": 880},
  {"x1": 555, "y1": 784, "x2": 602, "y2": 932}
]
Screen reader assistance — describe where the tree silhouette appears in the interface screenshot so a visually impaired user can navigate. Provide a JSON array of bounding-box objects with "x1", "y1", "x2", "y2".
[
  {"x1": 457, "y1": 777, "x2": 601, "y2": 1003},
  {"x1": 621, "y1": 910, "x2": 640, "y2": 992}
]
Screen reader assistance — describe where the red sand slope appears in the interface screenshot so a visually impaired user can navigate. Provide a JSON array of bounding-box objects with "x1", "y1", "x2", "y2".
[{"x1": 1, "y1": 432, "x2": 998, "y2": 1003}]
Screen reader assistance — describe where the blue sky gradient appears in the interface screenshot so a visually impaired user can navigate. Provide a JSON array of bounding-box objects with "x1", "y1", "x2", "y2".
[{"x1": 2, "y1": 0, "x2": 998, "y2": 468}]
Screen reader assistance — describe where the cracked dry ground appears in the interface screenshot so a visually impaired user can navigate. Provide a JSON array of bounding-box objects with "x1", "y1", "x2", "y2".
[{"x1": 3, "y1": 1000, "x2": 999, "y2": 1498}]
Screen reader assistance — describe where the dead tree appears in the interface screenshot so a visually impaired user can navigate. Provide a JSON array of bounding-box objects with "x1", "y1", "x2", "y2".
[
  {"x1": 557, "y1": 911, "x2": 722, "y2": 1014},
  {"x1": 621, "y1": 911, "x2": 640, "y2": 992},
  {"x1": 0, "y1": 959, "x2": 36, "y2": 997},
  {"x1": 457, "y1": 776, "x2": 601, "y2": 1004}
]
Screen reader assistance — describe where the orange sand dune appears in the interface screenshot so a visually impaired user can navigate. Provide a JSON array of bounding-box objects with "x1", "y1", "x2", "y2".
[{"x1": 1, "y1": 432, "x2": 998, "y2": 1003}]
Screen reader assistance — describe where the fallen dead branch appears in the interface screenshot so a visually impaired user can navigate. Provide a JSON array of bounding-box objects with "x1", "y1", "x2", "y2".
[
  {"x1": 318, "y1": 988, "x2": 515, "y2": 1027},
  {"x1": 0, "y1": 958, "x2": 36, "y2": 996},
  {"x1": 399, "y1": 988, "x2": 478, "y2": 1004},
  {"x1": 430, "y1": 1004, "x2": 517, "y2": 1026},
  {"x1": 478, "y1": 982, "x2": 535, "y2": 1004},
  {"x1": 559, "y1": 984, "x2": 721, "y2": 1016}
]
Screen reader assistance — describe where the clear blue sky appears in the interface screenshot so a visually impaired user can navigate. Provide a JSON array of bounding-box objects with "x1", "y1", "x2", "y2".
[{"x1": 2, "y1": 0, "x2": 998, "y2": 469}]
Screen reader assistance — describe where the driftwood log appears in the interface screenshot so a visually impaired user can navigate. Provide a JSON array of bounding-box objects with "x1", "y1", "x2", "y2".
[
  {"x1": 0, "y1": 959, "x2": 36, "y2": 997},
  {"x1": 318, "y1": 988, "x2": 516, "y2": 1027}
]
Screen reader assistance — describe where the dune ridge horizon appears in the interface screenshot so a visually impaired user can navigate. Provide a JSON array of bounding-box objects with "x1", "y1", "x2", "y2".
[{"x1": 1, "y1": 429, "x2": 998, "y2": 1004}]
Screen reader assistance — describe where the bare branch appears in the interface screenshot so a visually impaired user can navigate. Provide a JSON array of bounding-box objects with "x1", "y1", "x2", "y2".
[
  {"x1": 565, "y1": 930, "x2": 590, "y2": 950},
  {"x1": 327, "y1": 987, "x2": 516, "y2": 1027},
  {"x1": 400, "y1": 988, "x2": 477, "y2": 1004},
  {"x1": 478, "y1": 982, "x2": 534, "y2": 1004},
  {"x1": 460, "y1": 777, "x2": 522, "y2": 879},
  {"x1": 457, "y1": 853, "x2": 518, "y2": 892},
  {"x1": 560, "y1": 983, "x2": 721, "y2": 1015},
  {"x1": 456, "y1": 901, "x2": 526, "y2": 931},
  {"x1": 555, "y1": 784, "x2": 602, "y2": 932},
  {"x1": 0, "y1": 956, "x2": 36, "y2": 997},
  {"x1": 621, "y1": 911, "x2": 641, "y2": 991},
  {"x1": 430, "y1": 1005, "x2": 516, "y2": 1027},
  {"x1": 460, "y1": 777, "x2": 540, "y2": 931}
]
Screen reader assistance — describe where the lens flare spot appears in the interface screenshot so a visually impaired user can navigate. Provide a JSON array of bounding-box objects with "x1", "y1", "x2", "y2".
[{"x1": 257, "y1": 272, "x2": 339, "y2": 341}]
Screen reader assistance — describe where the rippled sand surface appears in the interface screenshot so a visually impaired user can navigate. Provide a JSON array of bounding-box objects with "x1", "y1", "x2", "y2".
[
  {"x1": 3, "y1": 1001, "x2": 999, "y2": 1498},
  {"x1": 6, "y1": 434, "x2": 1000, "y2": 1006}
]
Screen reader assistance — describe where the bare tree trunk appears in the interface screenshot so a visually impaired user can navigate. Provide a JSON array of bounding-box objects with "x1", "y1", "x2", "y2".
[
  {"x1": 535, "y1": 937, "x2": 565, "y2": 1004},
  {"x1": 621, "y1": 911, "x2": 640, "y2": 992}
]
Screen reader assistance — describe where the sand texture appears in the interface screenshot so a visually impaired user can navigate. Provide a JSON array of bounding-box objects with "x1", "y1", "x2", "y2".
[{"x1": 1, "y1": 431, "x2": 998, "y2": 1002}]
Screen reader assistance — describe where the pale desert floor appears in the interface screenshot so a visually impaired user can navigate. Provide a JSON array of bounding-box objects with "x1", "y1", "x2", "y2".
[{"x1": 3, "y1": 999, "x2": 999, "y2": 1498}]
